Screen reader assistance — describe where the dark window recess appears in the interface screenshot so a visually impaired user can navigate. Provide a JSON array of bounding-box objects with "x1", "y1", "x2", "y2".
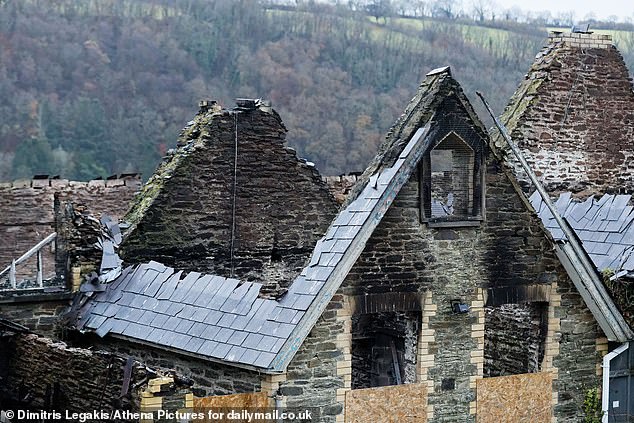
[
  {"x1": 441, "y1": 378, "x2": 456, "y2": 391},
  {"x1": 420, "y1": 132, "x2": 484, "y2": 223},
  {"x1": 351, "y1": 312, "x2": 419, "y2": 389},
  {"x1": 484, "y1": 303, "x2": 548, "y2": 377}
]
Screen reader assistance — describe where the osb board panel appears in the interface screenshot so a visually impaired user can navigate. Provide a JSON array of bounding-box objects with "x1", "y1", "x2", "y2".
[
  {"x1": 194, "y1": 392, "x2": 270, "y2": 422},
  {"x1": 345, "y1": 383, "x2": 427, "y2": 423},
  {"x1": 477, "y1": 372, "x2": 553, "y2": 423}
]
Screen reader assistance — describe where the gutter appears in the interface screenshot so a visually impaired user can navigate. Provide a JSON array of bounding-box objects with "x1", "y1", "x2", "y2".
[{"x1": 602, "y1": 342, "x2": 629, "y2": 423}]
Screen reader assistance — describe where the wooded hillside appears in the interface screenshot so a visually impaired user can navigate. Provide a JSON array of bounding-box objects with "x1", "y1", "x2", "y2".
[{"x1": 0, "y1": 0, "x2": 631, "y2": 180}]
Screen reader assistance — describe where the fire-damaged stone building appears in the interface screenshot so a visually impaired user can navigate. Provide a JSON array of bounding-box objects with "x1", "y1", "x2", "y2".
[{"x1": 1, "y1": 30, "x2": 634, "y2": 423}]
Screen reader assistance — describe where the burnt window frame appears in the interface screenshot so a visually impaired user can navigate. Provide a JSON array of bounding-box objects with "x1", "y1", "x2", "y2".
[{"x1": 419, "y1": 131, "x2": 485, "y2": 227}]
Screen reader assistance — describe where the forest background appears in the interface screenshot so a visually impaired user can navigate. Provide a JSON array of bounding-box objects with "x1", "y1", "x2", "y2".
[{"x1": 2, "y1": 0, "x2": 634, "y2": 181}]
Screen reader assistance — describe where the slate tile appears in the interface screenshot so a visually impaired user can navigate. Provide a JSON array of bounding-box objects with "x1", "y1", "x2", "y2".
[
  {"x1": 127, "y1": 308, "x2": 145, "y2": 322},
  {"x1": 227, "y1": 331, "x2": 248, "y2": 346},
  {"x1": 169, "y1": 333, "x2": 192, "y2": 349},
  {"x1": 270, "y1": 338, "x2": 286, "y2": 353},
  {"x1": 275, "y1": 308, "x2": 298, "y2": 324},
  {"x1": 170, "y1": 272, "x2": 201, "y2": 302},
  {"x1": 241, "y1": 333, "x2": 264, "y2": 349},
  {"x1": 333, "y1": 210, "x2": 354, "y2": 226},
  {"x1": 175, "y1": 319, "x2": 195, "y2": 334},
  {"x1": 130, "y1": 295, "x2": 148, "y2": 309},
  {"x1": 305, "y1": 266, "x2": 332, "y2": 282},
  {"x1": 183, "y1": 337, "x2": 206, "y2": 354},
  {"x1": 209, "y1": 343, "x2": 232, "y2": 360},
  {"x1": 253, "y1": 352, "x2": 276, "y2": 368},
  {"x1": 95, "y1": 319, "x2": 114, "y2": 338},
  {"x1": 198, "y1": 340, "x2": 219, "y2": 356},
  {"x1": 334, "y1": 225, "x2": 359, "y2": 240},
  {"x1": 225, "y1": 346, "x2": 246, "y2": 362},
  {"x1": 273, "y1": 322, "x2": 295, "y2": 338},
  {"x1": 147, "y1": 328, "x2": 167, "y2": 344},
  {"x1": 205, "y1": 310, "x2": 224, "y2": 325},
  {"x1": 151, "y1": 313, "x2": 170, "y2": 329},
  {"x1": 153, "y1": 300, "x2": 171, "y2": 314},
  {"x1": 188, "y1": 322, "x2": 208, "y2": 337},
  {"x1": 291, "y1": 311, "x2": 304, "y2": 324},
  {"x1": 256, "y1": 335, "x2": 278, "y2": 352},
  {"x1": 218, "y1": 313, "x2": 237, "y2": 328},
  {"x1": 138, "y1": 311, "x2": 157, "y2": 326},
  {"x1": 233, "y1": 284, "x2": 263, "y2": 315},
  {"x1": 332, "y1": 239, "x2": 352, "y2": 253},
  {"x1": 162, "y1": 317, "x2": 181, "y2": 332},
  {"x1": 201, "y1": 325, "x2": 220, "y2": 340},
  {"x1": 177, "y1": 304, "x2": 198, "y2": 320},
  {"x1": 143, "y1": 297, "x2": 160, "y2": 311},
  {"x1": 289, "y1": 294, "x2": 315, "y2": 311},
  {"x1": 239, "y1": 349, "x2": 261, "y2": 366},
  {"x1": 92, "y1": 302, "x2": 108, "y2": 315},
  {"x1": 206, "y1": 278, "x2": 240, "y2": 310},
  {"x1": 143, "y1": 268, "x2": 173, "y2": 298},
  {"x1": 190, "y1": 307, "x2": 211, "y2": 323},
  {"x1": 194, "y1": 276, "x2": 226, "y2": 307},
  {"x1": 216, "y1": 328, "x2": 234, "y2": 343},
  {"x1": 165, "y1": 302, "x2": 185, "y2": 317},
  {"x1": 117, "y1": 292, "x2": 136, "y2": 307},
  {"x1": 110, "y1": 319, "x2": 130, "y2": 334},
  {"x1": 157, "y1": 271, "x2": 182, "y2": 300},
  {"x1": 86, "y1": 315, "x2": 107, "y2": 330},
  {"x1": 230, "y1": 314, "x2": 252, "y2": 331},
  {"x1": 259, "y1": 322, "x2": 281, "y2": 337},
  {"x1": 123, "y1": 322, "x2": 146, "y2": 339}
]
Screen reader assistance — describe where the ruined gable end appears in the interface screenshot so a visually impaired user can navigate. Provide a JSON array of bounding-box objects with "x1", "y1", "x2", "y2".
[
  {"x1": 120, "y1": 100, "x2": 339, "y2": 294},
  {"x1": 496, "y1": 31, "x2": 634, "y2": 195}
]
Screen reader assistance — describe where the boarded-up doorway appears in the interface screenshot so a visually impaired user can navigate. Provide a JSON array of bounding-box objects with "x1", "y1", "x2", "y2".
[
  {"x1": 345, "y1": 383, "x2": 427, "y2": 423},
  {"x1": 476, "y1": 372, "x2": 553, "y2": 423}
]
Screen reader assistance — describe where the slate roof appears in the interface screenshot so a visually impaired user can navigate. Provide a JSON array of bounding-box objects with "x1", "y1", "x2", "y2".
[
  {"x1": 75, "y1": 68, "x2": 467, "y2": 373},
  {"x1": 531, "y1": 192, "x2": 634, "y2": 278}
]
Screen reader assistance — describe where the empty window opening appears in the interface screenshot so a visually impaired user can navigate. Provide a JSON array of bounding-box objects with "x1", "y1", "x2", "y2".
[
  {"x1": 352, "y1": 312, "x2": 419, "y2": 389},
  {"x1": 484, "y1": 303, "x2": 547, "y2": 377},
  {"x1": 421, "y1": 132, "x2": 482, "y2": 222}
]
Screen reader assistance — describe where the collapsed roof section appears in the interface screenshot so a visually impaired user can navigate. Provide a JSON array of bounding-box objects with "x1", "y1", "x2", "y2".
[{"x1": 493, "y1": 31, "x2": 634, "y2": 196}]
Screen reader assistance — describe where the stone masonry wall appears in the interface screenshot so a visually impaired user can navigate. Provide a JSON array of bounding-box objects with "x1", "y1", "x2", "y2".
[
  {"x1": 329, "y1": 153, "x2": 601, "y2": 422},
  {"x1": 0, "y1": 176, "x2": 140, "y2": 283},
  {"x1": 0, "y1": 295, "x2": 72, "y2": 337},
  {"x1": 278, "y1": 294, "x2": 349, "y2": 423},
  {"x1": 121, "y1": 105, "x2": 338, "y2": 296},
  {"x1": 86, "y1": 336, "x2": 262, "y2": 398},
  {"x1": 0, "y1": 334, "x2": 147, "y2": 421},
  {"x1": 498, "y1": 32, "x2": 634, "y2": 195}
]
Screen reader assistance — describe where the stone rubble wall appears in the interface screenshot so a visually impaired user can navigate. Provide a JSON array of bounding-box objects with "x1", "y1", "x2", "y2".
[
  {"x1": 498, "y1": 32, "x2": 634, "y2": 196},
  {"x1": 121, "y1": 106, "x2": 338, "y2": 296},
  {"x1": 0, "y1": 333, "x2": 148, "y2": 421}
]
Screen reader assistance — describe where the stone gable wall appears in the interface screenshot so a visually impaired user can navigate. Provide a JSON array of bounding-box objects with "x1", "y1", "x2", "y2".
[
  {"x1": 121, "y1": 106, "x2": 338, "y2": 294},
  {"x1": 499, "y1": 33, "x2": 634, "y2": 195}
]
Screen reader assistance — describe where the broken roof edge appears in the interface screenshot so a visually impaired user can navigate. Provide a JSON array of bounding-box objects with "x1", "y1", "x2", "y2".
[
  {"x1": 107, "y1": 332, "x2": 284, "y2": 375},
  {"x1": 270, "y1": 123, "x2": 434, "y2": 372},
  {"x1": 343, "y1": 67, "x2": 488, "y2": 208}
]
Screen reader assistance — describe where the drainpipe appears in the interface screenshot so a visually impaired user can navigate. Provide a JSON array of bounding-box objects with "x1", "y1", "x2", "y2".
[
  {"x1": 602, "y1": 342, "x2": 629, "y2": 423},
  {"x1": 274, "y1": 393, "x2": 284, "y2": 423}
]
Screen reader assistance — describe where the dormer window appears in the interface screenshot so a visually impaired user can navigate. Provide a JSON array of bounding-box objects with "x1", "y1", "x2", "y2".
[{"x1": 420, "y1": 132, "x2": 484, "y2": 225}]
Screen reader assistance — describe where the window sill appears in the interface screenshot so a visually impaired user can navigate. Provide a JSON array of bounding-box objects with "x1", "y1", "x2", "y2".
[{"x1": 424, "y1": 219, "x2": 483, "y2": 228}]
